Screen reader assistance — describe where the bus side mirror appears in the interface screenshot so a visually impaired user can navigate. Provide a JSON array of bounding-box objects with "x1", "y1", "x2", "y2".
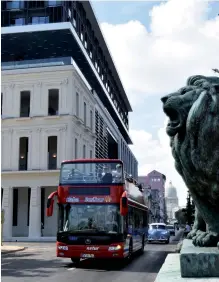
[
  {"x1": 120, "y1": 197, "x2": 128, "y2": 216},
  {"x1": 46, "y1": 198, "x2": 54, "y2": 217}
]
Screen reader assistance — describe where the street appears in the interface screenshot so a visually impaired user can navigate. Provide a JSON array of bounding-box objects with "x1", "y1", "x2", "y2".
[{"x1": 2, "y1": 232, "x2": 183, "y2": 282}]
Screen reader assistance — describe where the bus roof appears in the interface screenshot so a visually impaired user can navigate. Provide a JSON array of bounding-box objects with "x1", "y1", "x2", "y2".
[{"x1": 61, "y1": 159, "x2": 123, "y2": 164}]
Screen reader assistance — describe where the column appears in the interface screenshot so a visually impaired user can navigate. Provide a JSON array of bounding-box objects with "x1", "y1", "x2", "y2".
[
  {"x1": 31, "y1": 129, "x2": 41, "y2": 169},
  {"x1": 40, "y1": 130, "x2": 48, "y2": 170},
  {"x1": 31, "y1": 83, "x2": 42, "y2": 117},
  {"x1": 59, "y1": 79, "x2": 69, "y2": 115},
  {"x1": 57, "y1": 126, "x2": 67, "y2": 168},
  {"x1": 2, "y1": 187, "x2": 13, "y2": 240},
  {"x1": 29, "y1": 186, "x2": 41, "y2": 239}
]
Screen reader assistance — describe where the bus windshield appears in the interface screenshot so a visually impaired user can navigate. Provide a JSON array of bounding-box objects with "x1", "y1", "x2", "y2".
[
  {"x1": 58, "y1": 204, "x2": 122, "y2": 234},
  {"x1": 60, "y1": 161, "x2": 124, "y2": 184}
]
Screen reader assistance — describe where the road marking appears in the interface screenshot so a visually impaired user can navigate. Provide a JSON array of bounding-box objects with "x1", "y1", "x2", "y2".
[{"x1": 68, "y1": 267, "x2": 75, "y2": 271}]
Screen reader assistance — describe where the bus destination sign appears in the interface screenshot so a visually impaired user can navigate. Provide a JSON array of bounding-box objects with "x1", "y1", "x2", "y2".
[{"x1": 66, "y1": 196, "x2": 112, "y2": 203}]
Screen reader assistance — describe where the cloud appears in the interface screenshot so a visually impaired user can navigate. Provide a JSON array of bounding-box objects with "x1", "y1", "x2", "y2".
[
  {"x1": 100, "y1": 0, "x2": 219, "y2": 106},
  {"x1": 129, "y1": 120, "x2": 187, "y2": 207},
  {"x1": 99, "y1": 0, "x2": 219, "y2": 205}
]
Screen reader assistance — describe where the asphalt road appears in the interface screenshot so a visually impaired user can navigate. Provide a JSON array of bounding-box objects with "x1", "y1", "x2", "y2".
[{"x1": 2, "y1": 231, "x2": 183, "y2": 282}]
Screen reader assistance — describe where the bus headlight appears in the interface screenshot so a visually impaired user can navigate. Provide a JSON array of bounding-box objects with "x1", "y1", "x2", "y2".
[{"x1": 108, "y1": 245, "x2": 122, "y2": 251}]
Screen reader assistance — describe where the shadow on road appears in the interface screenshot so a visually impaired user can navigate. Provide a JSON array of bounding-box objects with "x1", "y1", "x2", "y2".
[
  {"x1": 70, "y1": 249, "x2": 174, "y2": 273},
  {"x1": 2, "y1": 238, "x2": 180, "y2": 279},
  {"x1": 1, "y1": 251, "x2": 66, "y2": 278}
]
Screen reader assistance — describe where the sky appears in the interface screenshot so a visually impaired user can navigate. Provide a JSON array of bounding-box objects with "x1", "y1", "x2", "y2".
[{"x1": 91, "y1": 0, "x2": 219, "y2": 206}]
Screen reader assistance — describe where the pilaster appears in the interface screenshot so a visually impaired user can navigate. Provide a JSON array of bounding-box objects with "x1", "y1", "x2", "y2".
[
  {"x1": 2, "y1": 187, "x2": 13, "y2": 239},
  {"x1": 28, "y1": 186, "x2": 41, "y2": 239}
]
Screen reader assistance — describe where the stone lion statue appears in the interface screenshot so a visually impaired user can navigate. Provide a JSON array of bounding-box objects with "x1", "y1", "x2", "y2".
[{"x1": 161, "y1": 75, "x2": 219, "y2": 247}]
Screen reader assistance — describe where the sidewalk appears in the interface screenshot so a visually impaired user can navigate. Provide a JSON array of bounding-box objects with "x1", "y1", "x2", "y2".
[
  {"x1": 1, "y1": 245, "x2": 26, "y2": 254},
  {"x1": 172, "y1": 229, "x2": 184, "y2": 241}
]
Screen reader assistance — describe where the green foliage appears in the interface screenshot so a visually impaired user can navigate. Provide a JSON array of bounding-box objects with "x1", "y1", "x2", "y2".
[{"x1": 175, "y1": 208, "x2": 187, "y2": 225}]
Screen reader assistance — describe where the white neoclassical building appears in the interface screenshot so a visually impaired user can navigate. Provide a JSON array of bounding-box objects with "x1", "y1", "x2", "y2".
[
  {"x1": 1, "y1": 58, "x2": 96, "y2": 241},
  {"x1": 165, "y1": 181, "x2": 179, "y2": 223}
]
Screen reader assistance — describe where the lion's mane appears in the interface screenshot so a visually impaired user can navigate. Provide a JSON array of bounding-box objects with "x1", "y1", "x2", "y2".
[{"x1": 163, "y1": 75, "x2": 219, "y2": 222}]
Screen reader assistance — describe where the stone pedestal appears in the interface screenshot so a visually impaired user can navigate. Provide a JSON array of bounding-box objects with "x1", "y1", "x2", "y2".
[
  {"x1": 180, "y1": 239, "x2": 219, "y2": 278},
  {"x1": 155, "y1": 254, "x2": 219, "y2": 282}
]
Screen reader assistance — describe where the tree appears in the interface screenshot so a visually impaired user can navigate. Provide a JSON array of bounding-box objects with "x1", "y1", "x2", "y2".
[{"x1": 175, "y1": 208, "x2": 187, "y2": 225}]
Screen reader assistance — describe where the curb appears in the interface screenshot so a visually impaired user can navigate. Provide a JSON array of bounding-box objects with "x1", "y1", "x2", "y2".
[{"x1": 1, "y1": 247, "x2": 27, "y2": 255}]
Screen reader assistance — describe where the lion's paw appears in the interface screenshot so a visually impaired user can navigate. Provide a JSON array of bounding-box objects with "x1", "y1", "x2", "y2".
[
  {"x1": 192, "y1": 231, "x2": 219, "y2": 247},
  {"x1": 187, "y1": 229, "x2": 198, "y2": 239}
]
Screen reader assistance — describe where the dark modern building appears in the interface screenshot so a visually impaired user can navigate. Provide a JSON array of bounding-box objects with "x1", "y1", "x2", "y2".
[{"x1": 1, "y1": 0, "x2": 138, "y2": 178}]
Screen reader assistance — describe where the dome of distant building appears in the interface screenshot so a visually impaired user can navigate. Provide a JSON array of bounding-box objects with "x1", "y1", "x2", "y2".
[{"x1": 166, "y1": 181, "x2": 177, "y2": 198}]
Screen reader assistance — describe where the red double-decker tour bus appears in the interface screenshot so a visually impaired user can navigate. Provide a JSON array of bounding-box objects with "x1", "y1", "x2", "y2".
[{"x1": 47, "y1": 159, "x2": 148, "y2": 263}]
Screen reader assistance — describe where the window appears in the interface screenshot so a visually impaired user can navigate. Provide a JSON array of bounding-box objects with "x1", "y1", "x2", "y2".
[
  {"x1": 27, "y1": 188, "x2": 31, "y2": 226},
  {"x1": 89, "y1": 44, "x2": 93, "y2": 59},
  {"x1": 58, "y1": 204, "x2": 122, "y2": 234},
  {"x1": 48, "y1": 136, "x2": 57, "y2": 170},
  {"x1": 73, "y1": 9, "x2": 77, "y2": 27},
  {"x1": 41, "y1": 188, "x2": 45, "y2": 228},
  {"x1": 89, "y1": 150, "x2": 92, "y2": 172},
  {"x1": 48, "y1": 89, "x2": 59, "y2": 116},
  {"x1": 6, "y1": 1, "x2": 24, "y2": 10},
  {"x1": 90, "y1": 110, "x2": 93, "y2": 130},
  {"x1": 83, "y1": 145, "x2": 86, "y2": 171},
  {"x1": 60, "y1": 161, "x2": 124, "y2": 185},
  {"x1": 84, "y1": 102, "x2": 87, "y2": 126},
  {"x1": 19, "y1": 137, "x2": 28, "y2": 170},
  {"x1": 32, "y1": 16, "x2": 49, "y2": 25},
  {"x1": 84, "y1": 33, "x2": 88, "y2": 49},
  {"x1": 128, "y1": 207, "x2": 147, "y2": 232},
  {"x1": 80, "y1": 25, "x2": 84, "y2": 41},
  {"x1": 76, "y1": 92, "x2": 79, "y2": 117},
  {"x1": 20, "y1": 91, "x2": 30, "y2": 117},
  {"x1": 10, "y1": 18, "x2": 25, "y2": 26},
  {"x1": 83, "y1": 145, "x2": 86, "y2": 158},
  {"x1": 1, "y1": 188, "x2": 3, "y2": 206},
  {"x1": 47, "y1": 1, "x2": 62, "y2": 7},
  {"x1": 75, "y1": 138, "x2": 78, "y2": 159},
  {"x1": 13, "y1": 188, "x2": 18, "y2": 226}
]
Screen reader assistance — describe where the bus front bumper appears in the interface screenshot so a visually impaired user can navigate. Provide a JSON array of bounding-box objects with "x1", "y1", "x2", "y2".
[{"x1": 56, "y1": 242, "x2": 128, "y2": 259}]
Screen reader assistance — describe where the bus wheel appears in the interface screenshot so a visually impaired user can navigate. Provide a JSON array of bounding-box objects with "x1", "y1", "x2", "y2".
[
  {"x1": 71, "y1": 258, "x2": 80, "y2": 265},
  {"x1": 140, "y1": 236, "x2": 145, "y2": 254}
]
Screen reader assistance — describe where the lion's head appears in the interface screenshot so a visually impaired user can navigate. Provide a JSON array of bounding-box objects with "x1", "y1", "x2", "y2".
[{"x1": 161, "y1": 75, "x2": 219, "y2": 189}]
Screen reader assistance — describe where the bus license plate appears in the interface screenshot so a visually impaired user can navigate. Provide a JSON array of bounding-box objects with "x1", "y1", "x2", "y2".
[{"x1": 81, "y1": 253, "x2": 95, "y2": 258}]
